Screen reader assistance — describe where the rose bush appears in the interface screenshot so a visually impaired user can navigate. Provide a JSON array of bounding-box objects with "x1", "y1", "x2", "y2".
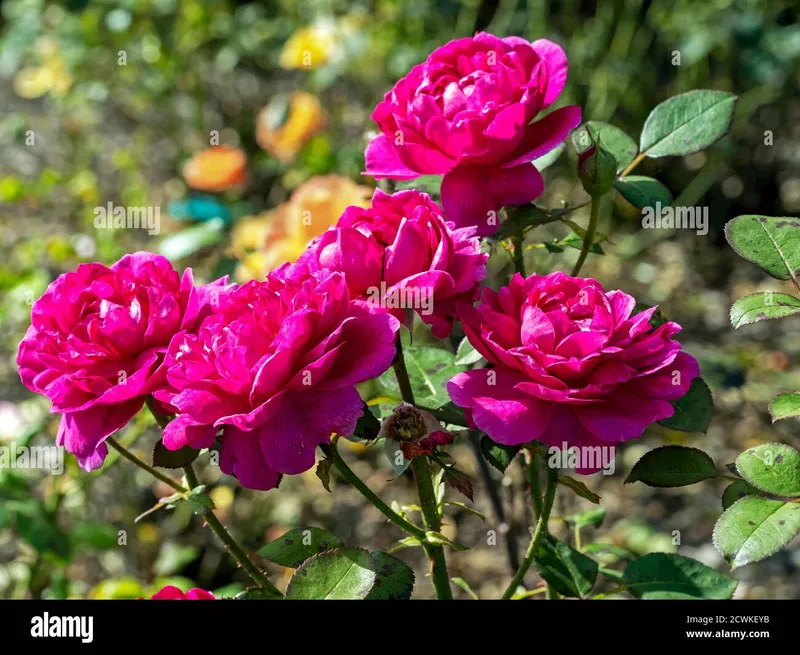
[
  {"x1": 364, "y1": 32, "x2": 581, "y2": 235},
  {"x1": 447, "y1": 272, "x2": 700, "y2": 470},
  {"x1": 153, "y1": 263, "x2": 399, "y2": 490},
  {"x1": 299, "y1": 188, "x2": 487, "y2": 337},
  {"x1": 16, "y1": 252, "x2": 227, "y2": 470}
]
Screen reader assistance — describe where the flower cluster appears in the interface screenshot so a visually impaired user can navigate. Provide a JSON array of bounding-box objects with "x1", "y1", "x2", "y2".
[{"x1": 17, "y1": 33, "x2": 699, "y2": 494}]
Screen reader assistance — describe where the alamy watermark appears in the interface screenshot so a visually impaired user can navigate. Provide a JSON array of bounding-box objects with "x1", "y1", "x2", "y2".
[
  {"x1": 0, "y1": 443, "x2": 64, "y2": 475},
  {"x1": 547, "y1": 442, "x2": 616, "y2": 475},
  {"x1": 365, "y1": 281, "x2": 433, "y2": 315},
  {"x1": 94, "y1": 202, "x2": 160, "y2": 235},
  {"x1": 642, "y1": 202, "x2": 708, "y2": 236}
]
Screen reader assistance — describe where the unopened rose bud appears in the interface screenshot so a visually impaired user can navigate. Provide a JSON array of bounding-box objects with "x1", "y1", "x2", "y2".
[{"x1": 578, "y1": 142, "x2": 617, "y2": 198}]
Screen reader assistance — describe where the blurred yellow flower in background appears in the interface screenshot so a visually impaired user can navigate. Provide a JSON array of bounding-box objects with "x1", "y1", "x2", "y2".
[
  {"x1": 13, "y1": 37, "x2": 73, "y2": 99},
  {"x1": 279, "y1": 22, "x2": 338, "y2": 70},
  {"x1": 231, "y1": 174, "x2": 372, "y2": 282},
  {"x1": 256, "y1": 92, "x2": 326, "y2": 163}
]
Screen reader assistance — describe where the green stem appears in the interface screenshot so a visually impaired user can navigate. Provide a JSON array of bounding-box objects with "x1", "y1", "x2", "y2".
[
  {"x1": 591, "y1": 585, "x2": 628, "y2": 600},
  {"x1": 392, "y1": 338, "x2": 416, "y2": 405},
  {"x1": 501, "y1": 464, "x2": 558, "y2": 600},
  {"x1": 571, "y1": 196, "x2": 601, "y2": 277},
  {"x1": 411, "y1": 456, "x2": 453, "y2": 600},
  {"x1": 524, "y1": 450, "x2": 543, "y2": 518},
  {"x1": 619, "y1": 151, "x2": 646, "y2": 178},
  {"x1": 512, "y1": 232, "x2": 526, "y2": 277},
  {"x1": 392, "y1": 336, "x2": 453, "y2": 600},
  {"x1": 106, "y1": 437, "x2": 186, "y2": 493},
  {"x1": 319, "y1": 443, "x2": 426, "y2": 540},
  {"x1": 108, "y1": 418, "x2": 278, "y2": 594},
  {"x1": 183, "y1": 464, "x2": 281, "y2": 596}
]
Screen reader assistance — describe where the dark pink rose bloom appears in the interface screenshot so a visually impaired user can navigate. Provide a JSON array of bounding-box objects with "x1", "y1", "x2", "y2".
[
  {"x1": 298, "y1": 189, "x2": 487, "y2": 338},
  {"x1": 364, "y1": 32, "x2": 581, "y2": 235},
  {"x1": 447, "y1": 272, "x2": 700, "y2": 471},
  {"x1": 16, "y1": 252, "x2": 228, "y2": 471},
  {"x1": 154, "y1": 264, "x2": 400, "y2": 491},
  {"x1": 150, "y1": 585, "x2": 215, "y2": 600}
]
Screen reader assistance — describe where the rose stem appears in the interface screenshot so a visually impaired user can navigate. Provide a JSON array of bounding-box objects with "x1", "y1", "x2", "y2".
[
  {"x1": 183, "y1": 464, "x2": 281, "y2": 596},
  {"x1": 571, "y1": 195, "x2": 601, "y2": 277},
  {"x1": 108, "y1": 423, "x2": 280, "y2": 594},
  {"x1": 319, "y1": 442, "x2": 426, "y2": 540},
  {"x1": 500, "y1": 464, "x2": 558, "y2": 600},
  {"x1": 393, "y1": 337, "x2": 453, "y2": 600},
  {"x1": 106, "y1": 436, "x2": 186, "y2": 493}
]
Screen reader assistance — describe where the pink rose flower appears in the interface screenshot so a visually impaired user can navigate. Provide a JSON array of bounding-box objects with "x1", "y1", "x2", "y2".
[
  {"x1": 364, "y1": 32, "x2": 581, "y2": 235},
  {"x1": 16, "y1": 253, "x2": 227, "y2": 471},
  {"x1": 447, "y1": 272, "x2": 700, "y2": 471},
  {"x1": 298, "y1": 189, "x2": 487, "y2": 338},
  {"x1": 154, "y1": 264, "x2": 400, "y2": 491},
  {"x1": 150, "y1": 585, "x2": 215, "y2": 600}
]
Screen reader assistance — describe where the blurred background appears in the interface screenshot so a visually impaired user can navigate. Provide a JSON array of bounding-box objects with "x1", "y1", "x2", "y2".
[{"x1": 0, "y1": 0, "x2": 799, "y2": 599}]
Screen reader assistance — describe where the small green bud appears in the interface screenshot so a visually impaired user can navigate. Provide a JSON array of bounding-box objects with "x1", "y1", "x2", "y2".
[{"x1": 578, "y1": 142, "x2": 617, "y2": 198}]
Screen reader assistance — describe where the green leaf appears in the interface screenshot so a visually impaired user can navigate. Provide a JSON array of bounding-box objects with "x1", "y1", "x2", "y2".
[
  {"x1": 565, "y1": 507, "x2": 607, "y2": 529},
  {"x1": 285, "y1": 547, "x2": 376, "y2": 600},
  {"x1": 558, "y1": 476, "x2": 601, "y2": 504},
  {"x1": 713, "y1": 496, "x2": 800, "y2": 569},
  {"x1": 443, "y1": 501, "x2": 486, "y2": 521},
  {"x1": 234, "y1": 586, "x2": 282, "y2": 600},
  {"x1": 158, "y1": 217, "x2": 227, "y2": 261},
  {"x1": 532, "y1": 143, "x2": 565, "y2": 171},
  {"x1": 385, "y1": 536, "x2": 423, "y2": 554},
  {"x1": 623, "y1": 552, "x2": 737, "y2": 599},
  {"x1": 257, "y1": 527, "x2": 345, "y2": 568},
  {"x1": 186, "y1": 486, "x2": 215, "y2": 515},
  {"x1": 613, "y1": 176, "x2": 673, "y2": 210},
  {"x1": 480, "y1": 436, "x2": 520, "y2": 473},
  {"x1": 559, "y1": 232, "x2": 605, "y2": 254},
  {"x1": 455, "y1": 338, "x2": 483, "y2": 366},
  {"x1": 153, "y1": 441, "x2": 200, "y2": 469},
  {"x1": 352, "y1": 402, "x2": 381, "y2": 441},
  {"x1": 639, "y1": 90, "x2": 737, "y2": 157},
  {"x1": 533, "y1": 535, "x2": 598, "y2": 598},
  {"x1": 315, "y1": 456, "x2": 333, "y2": 492},
  {"x1": 730, "y1": 292, "x2": 800, "y2": 329},
  {"x1": 425, "y1": 531, "x2": 469, "y2": 551},
  {"x1": 451, "y1": 577, "x2": 479, "y2": 599},
  {"x1": 598, "y1": 567, "x2": 624, "y2": 583},
  {"x1": 735, "y1": 443, "x2": 800, "y2": 497},
  {"x1": 72, "y1": 521, "x2": 119, "y2": 550},
  {"x1": 396, "y1": 175, "x2": 442, "y2": 197},
  {"x1": 420, "y1": 401, "x2": 468, "y2": 427},
  {"x1": 493, "y1": 204, "x2": 553, "y2": 241},
  {"x1": 384, "y1": 436, "x2": 411, "y2": 476},
  {"x1": 769, "y1": 392, "x2": 800, "y2": 423},
  {"x1": 724, "y1": 215, "x2": 800, "y2": 282},
  {"x1": 365, "y1": 552, "x2": 415, "y2": 600},
  {"x1": 583, "y1": 543, "x2": 635, "y2": 563},
  {"x1": 625, "y1": 445, "x2": 717, "y2": 487},
  {"x1": 657, "y1": 378, "x2": 713, "y2": 433},
  {"x1": 722, "y1": 480, "x2": 764, "y2": 511},
  {"x1": 377, "y1": 344, "x2": 465, "y2": 411},
  {"x1": 572, "y1": 121, "x2": 638, "y2": 172}
]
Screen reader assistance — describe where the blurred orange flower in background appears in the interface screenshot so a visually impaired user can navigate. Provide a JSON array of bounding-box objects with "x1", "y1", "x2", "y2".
[
  {"x1": 182, "y1": 146, "x2": 247, "y2": 192},
  {"x1": 256, "y1": 92, "x2": 326, "y2": 163},
  {"x1": 231, "y1": 174, "x2": 372, "y2": 282}
]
